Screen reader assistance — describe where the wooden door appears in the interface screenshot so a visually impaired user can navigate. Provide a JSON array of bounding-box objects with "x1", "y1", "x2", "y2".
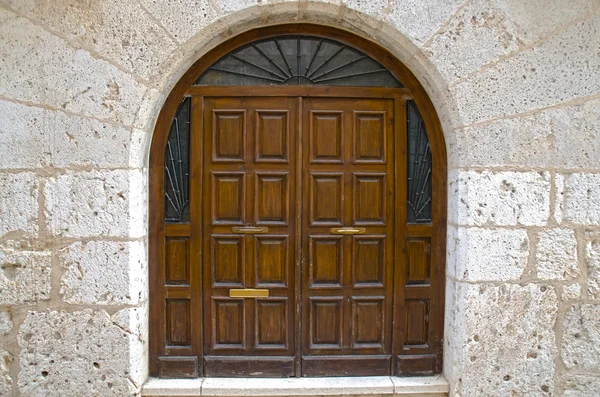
[
  {"x1": 300, "y1": 97, "x2": 395, "y2": 376},
  {"x1": 202, "y1": 97, "x2": 298, "y2": 376}
]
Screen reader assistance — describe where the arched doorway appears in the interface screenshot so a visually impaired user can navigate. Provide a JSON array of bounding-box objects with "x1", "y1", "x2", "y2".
[{"x1": 149, "y1": 24, "x2": 447, "y2": 378}]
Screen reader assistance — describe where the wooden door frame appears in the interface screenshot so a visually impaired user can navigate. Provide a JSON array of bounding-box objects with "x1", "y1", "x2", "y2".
[{"x1": 149, "y1": 24, "x2": 447, "y2": 378}]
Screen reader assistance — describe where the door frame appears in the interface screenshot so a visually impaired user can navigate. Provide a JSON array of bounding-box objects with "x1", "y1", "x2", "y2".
[{"x1": 149, "y1": 24, "x2": 447, "y2": 378}]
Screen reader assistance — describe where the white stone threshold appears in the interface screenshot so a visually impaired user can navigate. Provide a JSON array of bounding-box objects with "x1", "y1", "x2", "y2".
[{"x1": 142, "y1": 376, "x2": 449, "y2": 397}]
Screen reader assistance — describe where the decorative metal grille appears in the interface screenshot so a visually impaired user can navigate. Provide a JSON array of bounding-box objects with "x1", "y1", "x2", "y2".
[
  {"x1": 196, "y1": 36, "x2": 402, "y2": 87},
  {"x1": 164, "y1": 97, "x2": 191, "y2": 223},
  {"x1": 407, "y1": 100, "x2": 432, "y2": 224}
]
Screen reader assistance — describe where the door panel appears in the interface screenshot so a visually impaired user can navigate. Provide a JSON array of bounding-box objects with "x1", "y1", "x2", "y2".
[
  {"x1": 202, "y1": 97, "x2": 298, "y2": 377},
  {"x1": 301, "y1": 98, "x2": 395, "y2": 376}
]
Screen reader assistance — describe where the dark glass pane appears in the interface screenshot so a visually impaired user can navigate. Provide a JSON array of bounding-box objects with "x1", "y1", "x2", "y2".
[
  {"x1": 196, "y1": 36, "x2": 402, "y2": 87},
  {"x1": 406, "y1": 100, "x2": 432, "y2": 224},
  {"x1": 164, "y1": 97, "x2": 191, "y2": 223}
]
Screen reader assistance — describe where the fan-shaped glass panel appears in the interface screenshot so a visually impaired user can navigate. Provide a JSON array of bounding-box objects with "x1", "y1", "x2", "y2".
[
  {"x1": 406, "y1": 100, "x2": 432, "y2": 224},
  {"x1": 196, "y1": 36, "x2": 402, "y2": 87}
]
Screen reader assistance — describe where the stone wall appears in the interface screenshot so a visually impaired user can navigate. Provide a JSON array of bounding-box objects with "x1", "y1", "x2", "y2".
[{"x1": 0, "y1": 1, "x2": 598, "y2": 396}]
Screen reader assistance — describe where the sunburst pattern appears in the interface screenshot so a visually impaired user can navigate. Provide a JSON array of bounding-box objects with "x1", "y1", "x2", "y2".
[{"x1": 406, "y1": 100, "x2": 432, "y2": 224}]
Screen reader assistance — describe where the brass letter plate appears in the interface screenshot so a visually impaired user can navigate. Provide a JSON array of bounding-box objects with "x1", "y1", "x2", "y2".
[
  {"x1": 232, "y1": 226, "x2": 268, "y2": 234},
  {"x1": 229, "y1": 289, "x2": 269, "y2": 298},
  {"x1": 330, "y1": 227, "x2": 367, "y2": 235}
]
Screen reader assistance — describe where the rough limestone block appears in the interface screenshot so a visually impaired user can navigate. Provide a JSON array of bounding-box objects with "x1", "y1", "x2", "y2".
[
  {"x1": 0, "y1": 250, "x2": 51, "y2": 305},
  {"x1": 59, "y1": 240, "x2": 146, "y2": 305},
  {"x1": 585, "y1": 232, "x2": 600, "y2": 299},
  {"x1": 449, "y1": 170, "x2": 550, "y2": 226},
  {"x1": 0, "y1": 172, "x2": 39, "y2": 238},
  {"x1": 0, "y1": 100, "x2": 133, "y2": 169},
  {"x1": 45, "y1": 170, "x2": 145, "y2": 238},
  {"x1": 0, "y1": 8, "x2": 146, "y2": 126},
  {"x1": 561, "y1": 375, "x2": 600, "y2": 397},
  {"x1": 460, "y1": 283, "x2": 557, "y2": 396},
  {"x1": 454, "y1": 99, "x2": 600, "y2": 168},
  {"x1": 447, "y1": 227, "x2": 529, "y2": 281},
  {"x1": 18, "y1": 308, "x2": 146, "y2": 397},
  {"x1": 343, "y1": 0, "x2": 390, "y2": 19},
  {"x1": 559, "y1": 173, "x2": 600, "y2": 225},
  {"x1": 0, "y1": 310, "x2": 12, "y2": 335},
  {"x1": 536, "y1": 228, "x2": 579, "y2": 280},
  {"x1": 561, "y1": 303, "x2": 600, "y2": 372},
  {"x1": 2, "y1": 0, "x2": 177, "y2": 80},
  {"x1": 0, "y1": 350, "x2": 12, "y2": 396},
  {"x1": 452, "y1": 16, "x2": 600, "y2": 125},
  {"x1": 562, "y1": 284, "x2": 582, "y2": 301}
]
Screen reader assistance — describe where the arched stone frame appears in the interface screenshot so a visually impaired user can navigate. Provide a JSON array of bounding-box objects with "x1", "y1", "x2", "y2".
[{"x1": 147, "y1": 23, "x2": 448, "y2": 378}]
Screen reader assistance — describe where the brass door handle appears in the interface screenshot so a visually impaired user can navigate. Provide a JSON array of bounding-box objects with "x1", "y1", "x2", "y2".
[
  {"x1": 330, "y1": 227, "x2": 366, "y2": 235},
  {"x1": 229, "y1": 289, "x2": 269, "y2": 298},
  {"x1": 231, "y1": 226, "x2": 268, "y2": 234}
]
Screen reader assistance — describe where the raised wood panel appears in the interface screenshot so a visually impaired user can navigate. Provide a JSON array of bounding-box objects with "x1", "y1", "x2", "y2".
[
  {"x1": 255, "y1": 173, "x2": 288, "y2": 225},
  {"x1": 301, "y1": 356, "x2": 390, "y2": 376},
  {"x1": 255, "y1": 235, "x2": 288, "y2": 287},
  {"x1": 310, "y1": 297, "x2": 343, "y2": 349},
  {"x1": 212, "y1": 299, "x2": 245, "y2": 349},
  {"x1": 404, "y1": 299, "x2": 429, "y2": 347},
  {"x1": 309, "y1": 236, "x2": 343, "y2": 288},
  {"x1": 407, "y1": 238, "x2": 431, "y2": 284},
  {"x1": 211, "y1": 235, "x2": 244, "y2": 287},
  {"x1": 353, "y1": 173, "x2": 386, "y2": 225},
  {"x1": 352, "y1": 236, "x2": 385, "y2": 287},
  {"x1": 211, "y1": 172, "x2": 245, "y2": 224},
  {"x1": 212, "y1": 110, "x2": 245, "y2": 162},
  {"x1": 255, "y1": 110, "x2": 289, "y2": 163},
  {"x1": 165, "y1": 237, "x2": 189, "y2": 285},
  {"x1": 255, "y1": 299, "x2": 288, "y2": 348},
  {"x1": 204, "y1": 356, "x2": 295, "y2": 377},
  {"x1": 309, "y1": 111, "x2": 343, "y2": 164},
  {"x1": 351, "y1": 297, "x2": 384, "y2": 349},
  {"x1": 354, "y1": 111, "x2": 386, "y2": 164},
  {"x1": 166, "y1": 299, "x2": 191, "y2": 346},
  {"x1": 310, "y1": 173, "x2": 343, "y2": 226},
  {"x1": 158, "y1": 356, "x2": 198, "y2": 378}
]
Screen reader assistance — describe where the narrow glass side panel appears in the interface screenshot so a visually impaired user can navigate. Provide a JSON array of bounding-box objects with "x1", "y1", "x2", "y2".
[
  {"x1": 164, "y1": 97, "x2": 191, "y2": 223},
  {"x1": 406, "y1": 100, "x2": 432, "y2": 224}
]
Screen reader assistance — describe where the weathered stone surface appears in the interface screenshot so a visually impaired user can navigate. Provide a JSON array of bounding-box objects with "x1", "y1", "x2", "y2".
[
  {"x1": 448, "y1": 170, "x2": 550, "y2": 226},
  {"x1": 59, "y1": 240, "x2": 146, "y2": 305},
  {"x1": 562, "y1": 283, "x2": 582, "y2": 301},
  {"x1": 585, "y1": 232, "x2": 600, "y2": 300},
  {"x1": 0, "y1": 8, "x2": 146, "y2": 126},
  {"x1": 0, "y1": 250, "x2": 51, "y2": 305},
  {"x1": 343, "y1": 0, "x2": 390, "y2": 19},
  {"x1": 536, "y1": 228, "x2": 579, "y2": 280},
  {"x1": 558, "y1": 173, "x2": 600, "y2": 225},
  {"x1": 0, "y1": 172, "x2": 39, "y2": 238},
  {"x1": 454, "y1": 99, "x2": 600, "y2": 168},
  {"x1": 460, "y1": 283, "x2": 557, "y2": 396},
  {"x1": 0, "y1": 350, "x2": 12, "y2": 396},
  {"x1": 561, "y1": 375, "x2": 600, "y2": 397},
  {"x1": 0, "y1": 310, "x2": 12, "y2": 335},
  {"x1": 452, "y1": 16, "x2": 600, "y2": 125},
  {"x1": 0, "y1": 100, "x2": 133, "y2": 169},
  {"x1": 562, "y1": 303, "x2": 600, "y2": 371},
  {"x1": 447, "y1": 227, "x2": 529, "y2": 281},
  {"x1": 18, "y1": 308, "x2": 146, "y2": 397},
  {"x1": 45, "y1": 170, "x2": 145, "y2": 238}
]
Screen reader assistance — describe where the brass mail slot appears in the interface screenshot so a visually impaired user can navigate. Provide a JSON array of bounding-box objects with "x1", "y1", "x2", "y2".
[
  {"x1": 229, "y1": 289, "x2": 269, "y2": 298},
  {"x1": 330, "y1": 227, "x2": 367, "y2": 235},
  {"x1": 232, "y1": 226, "x2": 268, "y2": 234}
]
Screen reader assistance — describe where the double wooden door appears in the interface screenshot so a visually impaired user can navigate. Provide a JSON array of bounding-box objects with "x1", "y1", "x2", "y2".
[{"x1": 201, "y1": 94, "x2": 396, "y2": 376}]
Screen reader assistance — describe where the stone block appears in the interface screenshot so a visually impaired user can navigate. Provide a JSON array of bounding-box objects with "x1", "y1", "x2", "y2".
[
  {"x1": 536, "y1": 228, "x2": 579, "y2": 280},
  {"x1": 561, "y1": 375, "x2": 600, "y2": 397},
  {"x1": 0, "y1": 172, "x2": 39, "y2": 238},
  {"x1": 585, "y1": 232, "x2": 600, "y2": 300},
  {"x1": 454, "y1": 98, "x2": 600, "y2": 168},
  {"x1": 447, "y1": 227, "x2": 529, "y2": 281},
  {"x1": 452, "y1": 16, "x2": 600, "y2": 125},
  {"x1": 18, "y1": 308, "x2": 146, "y2": 396},
  {"x1": 561, "y1": 303, "x2": 600, "y2": 371},
  {"x1": 460, "y1": 283, "x2": 557, "y2": 396},
  {"x1": 0, "y1": 8, "x2": 146, "y2": 126},
  {"x1": 0, "y1": 310, "x2": 12, "y2": 335},
  {"x1": 0, "y1": 249, "x2": 51, "y2": 305},
  {"x1": 59, "y1": 240, "x2": 146, "y2": 305},
  {"x1": 449, "y1": 170, "x2": 550, "y2": 226},
  {"x1": 559, "y1": 173, "x2": 600, "y2": 225},
  {"x1": 0, "y1": 350, "x2": 12, "y2": 396},
  {"x1": 562, "y1": 284, "x2": 582, "y2": 301},
  {"x1": 45, "y1": 170, "x2": 145, "y2": 238}
]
